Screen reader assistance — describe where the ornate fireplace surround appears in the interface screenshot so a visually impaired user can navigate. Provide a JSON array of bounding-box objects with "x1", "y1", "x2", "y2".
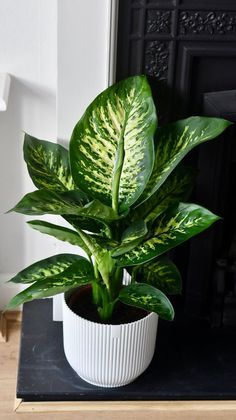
[{"x1": 117, "y1": 0, "x2": 236, "y2": 326}]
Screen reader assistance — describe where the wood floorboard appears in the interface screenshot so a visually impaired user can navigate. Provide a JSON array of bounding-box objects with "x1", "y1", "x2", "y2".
[{"x1": 1, "y1": 320, "x2": 236, "y2": 419}]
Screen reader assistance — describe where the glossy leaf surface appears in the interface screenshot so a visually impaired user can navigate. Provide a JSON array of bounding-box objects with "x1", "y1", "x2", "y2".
[
  {"x1": 27, "y1": 220, "x2": 91, "y2": 255},
  {"x1": 70, "y1": 75, "x2": 157, "y2": 213},
  {"x1": 6, "y1": 257, "x2": 94, "y2": 309},
  {"x1": 132, "y1": 256, "x2": 182, "y2": 295},
  {"x1": 119, "y1": 283, "x2": 174, "y2": 320},
  {"x1": 9, "y1": 190, "x2": 125, "y2": 221},
  {"x1": 24, "y1": 133, "x2": 76, "y2": 191},
  {"x1": 117, "y1": 203, "x2": 220, "y2": 266},
  {"x1": 9, "y1": 189, "x2": 87, "y2": 216},
  {"x1": 134, "y1": 165, "x2": 196, "y2": 224},
  {"x1": 139, "y1": 117, "x2": 231, "y2": 204},
  {"x1": 8, "y1": 253, "x2": 83, "y2": 284}
]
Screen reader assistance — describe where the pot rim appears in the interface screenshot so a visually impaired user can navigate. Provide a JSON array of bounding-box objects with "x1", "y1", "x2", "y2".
[{"x1": 63, "y1": 291, "x2": 157, "y2": 328}]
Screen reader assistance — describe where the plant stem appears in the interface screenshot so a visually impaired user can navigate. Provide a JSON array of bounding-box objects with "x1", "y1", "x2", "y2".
[
  {"x1": 94, "y1": 259, "x2": 99, "y2": 279},
  {"x1": 75, "y1": 226, "x2": 95, "y2": 255},
  {"x1": 98, "y1": 297, "x2": 118, "y2": 321},
  {"x1": 110, "y1": 266, "x2": 123, "y2": 299},
  {"x1": 75, "y1": 226, "x2": 112, "y2": 293},
  {"x1": 104, "y1": 225, "x2": 112, "y2": 239}
]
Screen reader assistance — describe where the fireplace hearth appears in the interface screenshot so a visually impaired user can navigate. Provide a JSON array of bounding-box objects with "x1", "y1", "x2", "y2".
[{"x1": 17, "y1": 299, "x2": 236, "y2": 401}]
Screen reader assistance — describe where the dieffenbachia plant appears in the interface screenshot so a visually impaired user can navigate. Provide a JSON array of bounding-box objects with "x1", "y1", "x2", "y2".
[{"x1": 6, "y1": 75, "x2": 231, "y2": 321}]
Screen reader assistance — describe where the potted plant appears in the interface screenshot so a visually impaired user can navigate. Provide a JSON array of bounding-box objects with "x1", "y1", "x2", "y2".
[{"x1": 6, "y1": 75, "x2": 230, "y2": 387}]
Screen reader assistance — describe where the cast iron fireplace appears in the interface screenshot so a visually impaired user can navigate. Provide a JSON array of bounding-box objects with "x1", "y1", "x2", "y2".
[{"x1": 116, "y1": 0, "x2": 236, "y2": 327}]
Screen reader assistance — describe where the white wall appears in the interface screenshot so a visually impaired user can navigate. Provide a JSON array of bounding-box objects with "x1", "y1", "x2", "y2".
[
  {"x1": 57, "y1": 0, "x2": 112, "y2": 144},
  {"x1": 56, "y1": 0, "x2": 113, "y2": 258},
  {"x1": 0, "y1": 0, "x2": 115, "y2": 309},
  {"x1": 0, "y1": 0, "x2": 57, "y2": 308}
]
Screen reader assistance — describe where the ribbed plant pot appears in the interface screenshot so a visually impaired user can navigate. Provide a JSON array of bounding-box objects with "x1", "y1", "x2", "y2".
[{"x1": 62, "y1": 292, "x2": 158, "y2": 388}]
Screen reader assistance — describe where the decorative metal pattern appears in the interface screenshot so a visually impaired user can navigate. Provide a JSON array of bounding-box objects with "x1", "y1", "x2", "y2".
[
  {"x1": 144, "y1": 41, "x2": 169, "y2": 80},
  {"x1": 179, "y1": 11, "x2": 236, "y2": 35},
  {"x1": 146, "y1": 10, "x2": 172, "y2": 34}
]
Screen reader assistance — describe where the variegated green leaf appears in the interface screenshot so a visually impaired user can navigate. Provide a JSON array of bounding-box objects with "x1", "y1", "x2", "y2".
[
  {"x1": 131, "y1": 256, "x2": 182, "y2": 295},
  {"x1": 24, "y1": 133, "x2": 76, "y2": 191},
  {"x1": 9, "y1": 190, "x2": 125, "y2": 222},
  {"x1": 133, "y1": 166, "x2": 196, "y2": 224},
  {"x1": 8, "y1": 253, "x2": 82, "y2": 284},
  {"x1": 27, "y1": 220, "x2": 91, "y2": 255},
  {"x1": 27, "y1": 219, "x2": 117, "y2": 254},
  {"x1": 111, "y1": 219, "x2": 148, "y2": 257},
  {"x1": 69, "y1": 75, "x2": 157, "y2": 214},
  {"x1": 8, "y1": 189, "x2": 87, "y2": 216},
  {"x1": 139, "y1": 117, "x2": 231, "y2": 204},
  {"x1": 117, "y1": 202, "x2": 220, "y2": 266},
  {"x1": 119, "y1": 283, "x2": 174, "y2": 320},
  {"x1": 6, "y1": 257, "x2": 94, "y2": 309}
]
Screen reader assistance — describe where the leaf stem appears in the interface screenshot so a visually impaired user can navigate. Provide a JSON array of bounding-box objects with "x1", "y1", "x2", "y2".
[
  {"x1": 75, "y1": 226, "x2": 112, "y2": 295},
  {"x1": 94, "y1": 259, "x2": 99, "y2": 279},
  {"x1": 75, "y1": 227, "x2": 94, "y2": 255}
]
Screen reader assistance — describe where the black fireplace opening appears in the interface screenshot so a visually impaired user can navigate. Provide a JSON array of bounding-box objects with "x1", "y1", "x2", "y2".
[{"x1": 116, "y1": 0, "x2": 236, "y2": 327}]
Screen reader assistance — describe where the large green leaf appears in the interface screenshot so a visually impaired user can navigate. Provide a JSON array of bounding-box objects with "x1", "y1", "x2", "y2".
[
  {"x1": 119, "y1": 283, "x2": 174, "y2": 320},
  {"x1": 24, "y1": 133, "x2": 76, "y2": 191},
  {"x1": 27, "y1": 219, "x2": 117, "y2": 254},
  {"x1": 117, "y1": 202, "x2": 220, "y2": 266},
  {"x1": 133, "y1": 165, "x2": 196, "y2": 224},
  {"x1": 8, "y1": 253, "x2": 83, "y2": 284},
  {"x1": 27, "y1": 220, "x2": 91, "y2": 255},
  {"x1": 9, "y1": 189, "x2": 87, "y2": 216},
  {"x1": 6, "y1": 257, "x2": 94, "y2": 309},
  {"x1": 139, "y1": 116, "x2": 231, "y2": 204},
  {"x1": 131, "y1": 256, "x2": 182, "y2": 295},
  {"x1": 69, "y1": 75, "x2": 157, "y2": 214},
  {"x1": 9, "y1": 189, "x2": 125, "y2": 222}
]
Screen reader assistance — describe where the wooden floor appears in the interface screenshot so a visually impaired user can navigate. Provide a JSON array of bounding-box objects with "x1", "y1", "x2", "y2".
[{"x1": 1, "y1": 319, "x2": 236, "y2": 420}]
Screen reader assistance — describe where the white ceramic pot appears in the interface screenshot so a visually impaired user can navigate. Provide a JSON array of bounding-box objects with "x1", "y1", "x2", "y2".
[{"x1": 62, "y1": 293, "x2": 158, "y2": 387}]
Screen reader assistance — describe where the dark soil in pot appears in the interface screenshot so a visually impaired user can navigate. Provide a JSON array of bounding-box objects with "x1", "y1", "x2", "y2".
[{"x1": 67, "y1": 286, "x2": 149, "y2": 325}]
